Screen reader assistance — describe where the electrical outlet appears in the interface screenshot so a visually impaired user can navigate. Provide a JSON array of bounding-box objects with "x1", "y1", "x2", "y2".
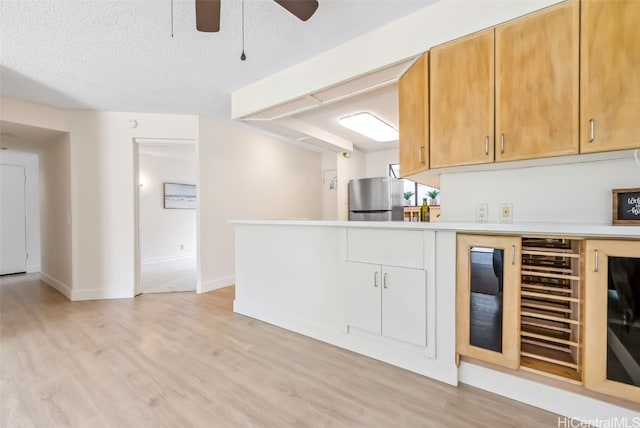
[
  {"x1": 475, "y1": 203, "x2": 488, "y2": 222},
  {"x1": 499, "y1": 203, "x2": 513, "y2": 222}
]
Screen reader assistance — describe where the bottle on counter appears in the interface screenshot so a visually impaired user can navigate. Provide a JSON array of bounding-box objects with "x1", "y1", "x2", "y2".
[{"x1": 421, "y1": 197, "x2": 430, "y2": 222}]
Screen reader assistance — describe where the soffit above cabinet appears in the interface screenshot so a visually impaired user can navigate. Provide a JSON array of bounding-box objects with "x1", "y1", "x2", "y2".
[
  {"x1": 240, "y1": 59, "x2": 417, "y2": 154},
  {"x1": 233, "y1": 0, "x2": 565, "y2": 154}
]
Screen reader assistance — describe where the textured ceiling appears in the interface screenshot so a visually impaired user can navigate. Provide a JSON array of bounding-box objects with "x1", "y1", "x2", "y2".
[{"x1": 0, "y1": 0, "x2": 434, "y2": 119}]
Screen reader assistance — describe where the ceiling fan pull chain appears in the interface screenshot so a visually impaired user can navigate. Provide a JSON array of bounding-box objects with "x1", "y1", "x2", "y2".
[
  {"x1": 170, "y1": 0, "x2": 174, "y2": 38},
  {"x1": 240, "y1": 0, "x2": 247, "y2": 61}
]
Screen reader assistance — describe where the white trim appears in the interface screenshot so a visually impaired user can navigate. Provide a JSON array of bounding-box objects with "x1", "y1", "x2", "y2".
[
  {"x1": 459, "y1": 362, "x2": 638, "y2": 426},
  {"x1": 133, "y1": 139, "x2": 142, "y2": 296},
  {"x1": 133, "y1": 137, "x2": 200, "y2": 298},
  {"x1": 27, "y1": 264, "x2": 41, "y2": 273},
  {"x1": 71, "y1": 288, "x2": 134, "y2": 301},
  {"x1": 141, "y1": 254, "x2": 196, "y2": 265},
  {"x1": 199, "y1": 276, "x2": 235, "y2": 294},
  {"x1": 40, "y1": 272, "x2": 72, "y2": 300}
]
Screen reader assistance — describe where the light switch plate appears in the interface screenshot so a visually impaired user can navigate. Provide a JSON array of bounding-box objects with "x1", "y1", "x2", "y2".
[{"x1": 499, "y1": 203, "x2": 513, "y2": 222}]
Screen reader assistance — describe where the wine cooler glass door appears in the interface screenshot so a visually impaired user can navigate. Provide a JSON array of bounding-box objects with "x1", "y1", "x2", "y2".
[{"x1": 585, "y1": 240, "x2": 640, "y2": 403}]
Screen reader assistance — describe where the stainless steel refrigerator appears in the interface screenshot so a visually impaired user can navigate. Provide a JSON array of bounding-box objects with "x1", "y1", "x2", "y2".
[{"x1": 348, "y1": 177, "x2": 404, "y2": 221}]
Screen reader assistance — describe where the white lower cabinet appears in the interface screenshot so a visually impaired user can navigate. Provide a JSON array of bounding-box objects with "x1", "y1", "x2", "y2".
[{"x1": 344, "y1": 261, "x2": 427, "y2": 347}]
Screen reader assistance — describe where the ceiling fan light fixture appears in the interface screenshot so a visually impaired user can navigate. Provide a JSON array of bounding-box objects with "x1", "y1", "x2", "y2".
[{"x1": 339, "y1": 112, "x2": 398, "y2": 142}]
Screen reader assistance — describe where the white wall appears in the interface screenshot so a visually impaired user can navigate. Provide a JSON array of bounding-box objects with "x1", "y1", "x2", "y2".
[
  {"x1": 365, "y1": 149, "x2": 398, "y2": 178},
  {"x1": 0, "y1": 149, "x2": 41, "y2": 272},
  {"x1": 68, "y1": 110, "x2": 198, "y2": 300},
  {"x1": 139, "y1": 152, "x2": 196, "y2": 262},
  {"x1": 39, "y1": 134, "x2": 73, "y2": 296},
  {"x1": 322, "y1": 152, "x2": 337, "y2": 171},
  {"x1": 322, "y1": 152, "x2": 338, "y2": 221},
  {"x1": 440, "y1": 156, "x2": 640, "y2": 223},
  {"x1": 3, "y1": 98, "x2": 325, "y2": 299},
  {"x1": 198, "y1": 117, "x2": 322, "y2": 292},
  {"x1": 1, "y1": 97, "x2": 69, "y2": 133},
  {"x1": 336, "y1": 149, "x2": 366, "y2": 220}
]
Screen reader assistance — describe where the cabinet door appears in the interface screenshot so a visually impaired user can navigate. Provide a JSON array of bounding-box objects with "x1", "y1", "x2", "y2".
[
  {"x1": 584, "y1": 240, "x2": 640, "y2": 403},
  {"x1": 457, "y1": 234, "x2": 521, "y2": 369},
  {"x1": 430, "y1": 29, "x2": 494, "y2": 168},
  {"x1": 344, "y1": 262, "x2": 381, "y2": 335},
  {"x1": 381, "y1": 266, "x2": 426, "y2": 347},
  {"x1": 399, "y1": 53, "x2": 429, "y2": 177},
  {"x1": 581, "y1": 1, "x2": 640, "y2": 153},
  {"x1": 495, "y1": 0, "x2": 579, "y2": 162}
]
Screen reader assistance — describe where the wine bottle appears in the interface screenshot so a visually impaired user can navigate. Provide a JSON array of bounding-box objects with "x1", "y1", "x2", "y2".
[{"x1": 421, "y1": 198, "x2": 430, "y2": 222}]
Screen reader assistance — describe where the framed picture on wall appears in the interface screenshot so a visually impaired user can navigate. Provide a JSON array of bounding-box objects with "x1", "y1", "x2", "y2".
[{"x1": 164, "y1": 182, "x2": 196, "y2": 209}]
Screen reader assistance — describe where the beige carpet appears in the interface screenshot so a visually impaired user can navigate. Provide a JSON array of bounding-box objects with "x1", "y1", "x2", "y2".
[{"x1": 141, "y1": 257, "x2": 196, "y2": 293}]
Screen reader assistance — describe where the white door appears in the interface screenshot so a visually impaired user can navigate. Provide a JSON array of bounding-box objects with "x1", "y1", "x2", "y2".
[
  {"x1": 344, "y1": 261, "x2": 381, "y2": 335},
  {"x1": 381, "y1": 266, "x2": 426, "y2": 347},
  {"x1": 0, "y1": 164, "x2": 27, "y2": 275},
  {"x1": 322, "y1": 169, "x2": 337, "y2": 220}
]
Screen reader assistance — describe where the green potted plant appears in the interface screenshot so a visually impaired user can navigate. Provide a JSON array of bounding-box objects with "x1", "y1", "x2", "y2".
[
  {"x1": 427, "y1": 189, "x2": 440, "y2": 205},
  {"x1": 403, "y1": 191, "x2": 414, "y2": 206}
]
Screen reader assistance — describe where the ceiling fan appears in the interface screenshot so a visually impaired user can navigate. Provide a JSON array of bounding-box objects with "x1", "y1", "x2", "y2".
[{"x1": 195, "y1": 0, "x2": 319, "y2": 33}]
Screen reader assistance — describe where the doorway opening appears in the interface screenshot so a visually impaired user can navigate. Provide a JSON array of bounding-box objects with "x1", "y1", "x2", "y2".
[{"x1": 134, "y1": 139, "x2": 198, "y2": 295}]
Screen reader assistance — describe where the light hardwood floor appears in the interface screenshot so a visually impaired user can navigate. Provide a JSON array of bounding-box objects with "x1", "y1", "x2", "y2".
[{"x1": 1, "y1": 274, "x2": 559, "y2": 427}]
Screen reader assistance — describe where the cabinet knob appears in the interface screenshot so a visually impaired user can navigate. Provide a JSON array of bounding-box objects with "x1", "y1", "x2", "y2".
[
  {"x1": 374, "y1": 271, "x2": 379, "y2": 287},
  {"x1": 501, "y1": 134, "x2": 505, "y2": 154},
  {"x1": 383, "y1": 272, "x2": 388, "y2": 289},
  {"x1": 485, "y1": 136, "x2": 489, "y2": 155},
  {"x1": 589, "y1": 119, "x2": 595, "y2": 143}
]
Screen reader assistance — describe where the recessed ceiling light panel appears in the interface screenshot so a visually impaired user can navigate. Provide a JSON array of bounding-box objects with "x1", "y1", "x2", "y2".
[{"x1": 339, "y1": 112, "x2": 398, "y2": 142}]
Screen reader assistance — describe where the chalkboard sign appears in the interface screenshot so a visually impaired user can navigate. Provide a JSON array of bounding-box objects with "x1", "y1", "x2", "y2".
[{"x1": 613, "y1": 188, "x2": 640, "y2": 225}]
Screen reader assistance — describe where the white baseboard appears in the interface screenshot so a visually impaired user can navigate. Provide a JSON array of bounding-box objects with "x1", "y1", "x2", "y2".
[
  {"x1": 198, "y1": 275, "x2": 235, "y2": 294},
  {"x1": 459, "y1": 362, "x2": 638, "y2": 426},
  {"x1": 40, "y1": 272, "x2": 72, "y2": 300},
  {"x1": 27, "y1": 264, "x2": 41, "y2": 273},
  {"x1": 233, "y1": 299, "x2": 458, "y2": 387},
  {"x1": 141, "y1": 254, "x2": 195, "y2": 265}
]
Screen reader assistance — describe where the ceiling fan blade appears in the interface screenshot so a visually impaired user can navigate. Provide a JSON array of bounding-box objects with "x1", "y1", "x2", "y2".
[
  {"x1": 196, "y1": 0, "x2": 221, "y2": 32},
  {"x1": 273, "y1": 0, "x2": 319, "y2": 22}
]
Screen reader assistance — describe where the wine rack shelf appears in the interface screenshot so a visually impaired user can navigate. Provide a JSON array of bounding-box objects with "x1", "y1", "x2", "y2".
[{"x1": 520, "y1": 237, "x2": 583, "y2": 382}]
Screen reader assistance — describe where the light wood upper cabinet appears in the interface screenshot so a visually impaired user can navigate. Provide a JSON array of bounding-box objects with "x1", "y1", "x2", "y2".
[
  {"x1": 495, "y1": 0, "x2": 579, "y2": 162},
  {"x1": 581, "y1": 0, "x2": 640, "y2": 153},
  {"x1": 399, "y1": 53, "x2": 429, "y2": 177},
  {"x1": 430, "y1": 30, "x2": 494, "y2": 168}
]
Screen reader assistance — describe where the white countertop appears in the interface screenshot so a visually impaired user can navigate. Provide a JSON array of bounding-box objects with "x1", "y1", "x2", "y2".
[{"x1": 230, "y1": 219, "x2": 640, "y2": 238}]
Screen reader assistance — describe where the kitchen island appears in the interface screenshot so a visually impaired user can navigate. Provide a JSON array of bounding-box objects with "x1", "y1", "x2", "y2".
[{"x1": 231, "y1": 220, "x2": 640, "y2": 423}]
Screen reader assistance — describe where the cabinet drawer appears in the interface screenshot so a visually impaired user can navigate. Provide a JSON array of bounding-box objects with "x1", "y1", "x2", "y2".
[{"x1": 347, "y1": 229, "x2": 424, "y2": 269}]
